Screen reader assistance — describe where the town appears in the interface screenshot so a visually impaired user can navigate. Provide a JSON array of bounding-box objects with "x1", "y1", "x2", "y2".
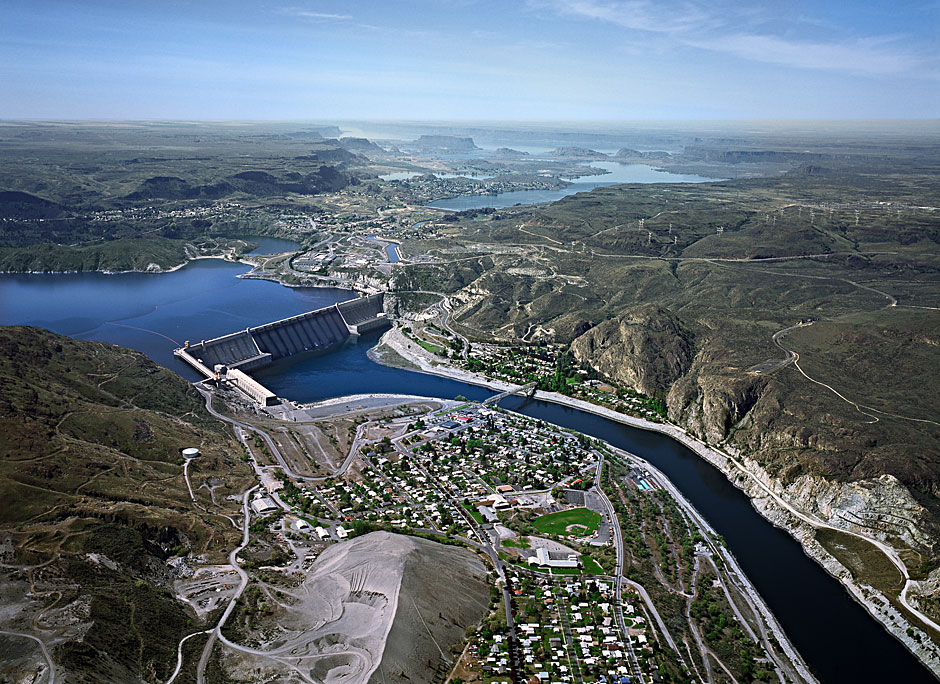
[{"x1": 192, "y1": 384, "x2": 810, "y2": 684}]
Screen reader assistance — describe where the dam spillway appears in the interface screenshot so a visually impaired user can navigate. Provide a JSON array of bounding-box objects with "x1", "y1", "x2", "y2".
[{"x1": 174, "y1": 293, "x2": 388, "y2": 405}]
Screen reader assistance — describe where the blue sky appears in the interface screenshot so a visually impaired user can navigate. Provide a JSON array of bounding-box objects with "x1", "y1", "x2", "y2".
[{"x1": 1, "y1": 0, "x2": 937, "y2": 119}]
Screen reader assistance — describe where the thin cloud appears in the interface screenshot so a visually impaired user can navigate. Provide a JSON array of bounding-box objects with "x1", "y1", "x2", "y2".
[
  {"x1": 277, "y1": 7, "x2": 352, "y2": 21},
  {"x1": 532, "y1": 0, "x2": 928, "y2": 77},
  {"x1": 530, "y1": 0, "x2": 720, "y2": 35},
  {"x1": 688, "y1": 33, "x2": 923, "y2": 76}
]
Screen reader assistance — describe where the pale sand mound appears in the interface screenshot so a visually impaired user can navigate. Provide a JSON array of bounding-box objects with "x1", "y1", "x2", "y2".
[
  {"x1": 369, "y1": 534, "x2": 490, "y2": 684},
  {"x1": 228, "y1": 531, "x2": 488, "y2": 684}
]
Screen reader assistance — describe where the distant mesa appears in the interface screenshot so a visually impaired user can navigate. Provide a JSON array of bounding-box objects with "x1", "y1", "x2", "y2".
[
  {"x1": 338, "y1": 136, "x2": 385, "y2": 155},
  {"x1": 494, "y1": 147, "x2": 530, "y2": 157},
  {"x1": 550, "y1": 146, "x2": 609, "y2": 159},
  {"x1": 614, "y1": 148, "x2": 672, "y2": 160},
  {"x1": 682, "y1": 147, "x2": 843, "y2": 164},
  {"x1": 412, "y1": 135, "x2": 480, "y2": 152},
  {"x1": 288, "y1": 125, "x2": 343, "y2": 139}
]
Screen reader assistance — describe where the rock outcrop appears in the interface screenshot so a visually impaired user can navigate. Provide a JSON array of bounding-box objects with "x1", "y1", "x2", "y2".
[{"x1": 571, "y1": 304, "x2": 694, "y2": 396}]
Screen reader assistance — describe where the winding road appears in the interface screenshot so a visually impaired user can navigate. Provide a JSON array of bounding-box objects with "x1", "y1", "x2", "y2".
[{"x1": 0, "y1": 630, "x2": 55, "y2": 684}]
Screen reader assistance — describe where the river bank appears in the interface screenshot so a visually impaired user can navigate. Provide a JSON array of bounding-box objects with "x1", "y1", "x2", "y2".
[{"x1": 370, "y1": 324, "x2": 940, "y2": 677}]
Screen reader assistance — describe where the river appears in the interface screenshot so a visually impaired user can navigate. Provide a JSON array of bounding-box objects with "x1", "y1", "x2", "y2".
[
  {"x1": 0, "y1": 260, "x2": 934, "y2": 684},
  {"x1": 428, "y1": 162, "x2": 725, "y2": 211}
]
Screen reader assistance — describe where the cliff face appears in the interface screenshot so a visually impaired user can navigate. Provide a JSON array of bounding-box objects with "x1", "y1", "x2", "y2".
[
  {"x1": 570, "y1": 304, "x2": 694, "y2": 396},
  {"x1": 569, "y1": 311, "x2": 940, "y2": 556},
  {"x1": 667, "y1": 369, "x2": 767, "y2": 444}
]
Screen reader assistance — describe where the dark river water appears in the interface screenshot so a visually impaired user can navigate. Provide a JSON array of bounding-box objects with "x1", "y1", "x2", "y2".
[{"x1": 0, "y1": 260, "x2": 934, "y2": 684}]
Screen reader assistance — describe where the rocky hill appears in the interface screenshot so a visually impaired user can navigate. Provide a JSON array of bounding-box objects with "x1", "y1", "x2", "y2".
[
  {"x1": 551, "y1": 146, "x2": 609, "y2": 159},
  {"x1": 400, "y1": 163, "x2": 940, "y2": 566},
  {"x1": 0, "y1": 326, "x2": 254, "y2": 683}
]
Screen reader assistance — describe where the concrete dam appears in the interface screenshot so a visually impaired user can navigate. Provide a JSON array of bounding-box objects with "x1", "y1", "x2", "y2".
[{"x1": 174, "y1": 293, "x2": 388, "y2": 405}]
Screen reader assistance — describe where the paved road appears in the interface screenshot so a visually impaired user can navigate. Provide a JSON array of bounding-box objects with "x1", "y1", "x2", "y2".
[
  {"x1": 197, "y1": 382, "x2": 358, "y2": 483},
  {"x1": 0, "y1": 630, "x2": 55, "y2": 684},
  {"x1": 685, "y1": 557, "x2": 715, "y2": 684},
  {"x1": 553, "y1": 582, "x2": 584, "y2": 683},
  {"x1": 166, "y1": 485, "x2": 258, "y2": 684},
  {"x1": 591, "y1": 455, "x2": 646, "y2": 683},
  {"x1": 417, "y1": 453, "x2": 523, "y2": 680},
  {"x1": 746, "y1": 321, "x2": 810, "y2": 374}
]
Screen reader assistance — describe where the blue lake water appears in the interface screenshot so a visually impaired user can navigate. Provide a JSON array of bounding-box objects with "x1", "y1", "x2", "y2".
[
  {"x1": 0, "y1": 259, "x2": 353, "y2": 374},
  {"x1": 0, "y1": 260, "x2": 934, "y2": 684},
  {"x1": 246, "y1": 236, "x2": 302, "y2": 255},
  {"x1": 428, "y1": 162, "x2": 725, "y2": 211}
]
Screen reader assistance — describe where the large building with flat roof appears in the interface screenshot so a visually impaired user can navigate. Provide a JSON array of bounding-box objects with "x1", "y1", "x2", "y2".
[{"x1": 528, "y1": 547, "x2": 579, "y2": 569}]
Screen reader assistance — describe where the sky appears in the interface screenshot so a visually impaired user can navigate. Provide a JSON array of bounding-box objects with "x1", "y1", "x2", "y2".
[{"x1": 1, "y1": 0, "x2": 938, "y2": 120}]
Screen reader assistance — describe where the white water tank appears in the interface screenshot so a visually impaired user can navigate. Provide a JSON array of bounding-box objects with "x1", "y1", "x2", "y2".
[{"x1": 182, "y1": 447, "x2": 200, "y2": 459}]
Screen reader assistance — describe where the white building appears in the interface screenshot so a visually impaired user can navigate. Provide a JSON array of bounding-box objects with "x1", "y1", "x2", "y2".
[{"x1": 527, "y1": 547, "x2": 579, "y2": 569}]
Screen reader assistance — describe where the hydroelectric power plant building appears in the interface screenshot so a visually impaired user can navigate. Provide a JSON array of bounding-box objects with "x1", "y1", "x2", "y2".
[{"x1": 174, "y1": 293, "x2": 388, "y2": 405}]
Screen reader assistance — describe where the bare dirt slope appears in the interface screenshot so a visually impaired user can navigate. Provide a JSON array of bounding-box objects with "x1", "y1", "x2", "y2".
[
  {"x1": 222, "y1": 531, "x2": 489, "y2": 684},
  {"x1": 372, "y1": 533, "x2": 490, "y2": 684}
]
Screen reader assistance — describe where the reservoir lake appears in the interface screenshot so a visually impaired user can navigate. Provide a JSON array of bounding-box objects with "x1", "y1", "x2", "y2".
[
  {"x1": 428, "y1": 162, "x2": 725, "y2": 211},
  {"x1": 0, "y1": 258, "x2": 934, "y2": 684}
]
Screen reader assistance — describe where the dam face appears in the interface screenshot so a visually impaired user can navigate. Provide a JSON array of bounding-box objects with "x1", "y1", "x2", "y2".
[{"x1": 175, "y1": 293, "x2": 388, "y2": 405}]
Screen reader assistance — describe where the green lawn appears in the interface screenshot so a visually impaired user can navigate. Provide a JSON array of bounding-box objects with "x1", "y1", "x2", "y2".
[
  {"x1": 532, "y1": 507, "x2": 601, "y2": 536},
  {"x1": 415, "y1": 337, "x2": 446, "y2": 355},
  {"x1": 582, "y1": 557, "x2": 605, "y2": 575},
  {"x1": 502, "y1": 536, "x2": 530, "y2": 549},
  {"x1": 551, "y1": 566, "x2": 583, "y2": 575},
  {"x1": 461, "y1": 501, "x2": 484, "y2": 524}
]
